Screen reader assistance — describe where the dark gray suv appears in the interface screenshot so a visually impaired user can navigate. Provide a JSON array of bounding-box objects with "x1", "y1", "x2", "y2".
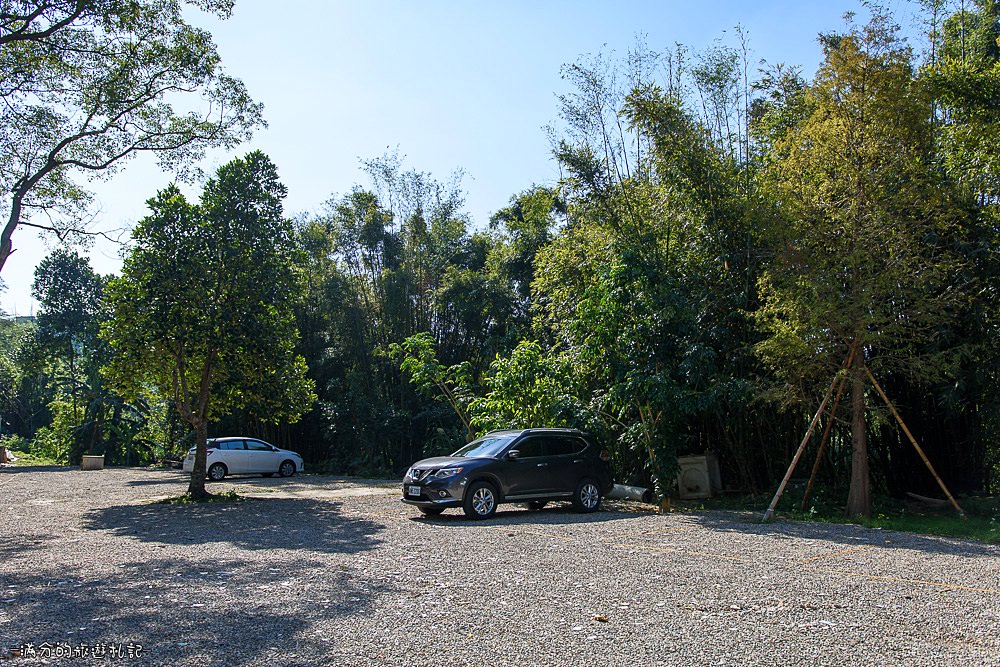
[{"x1": 401, "y1": 428, "x2": 614, "y2": 519}]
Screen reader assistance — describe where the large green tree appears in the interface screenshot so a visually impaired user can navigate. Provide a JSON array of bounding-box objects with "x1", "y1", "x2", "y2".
[
  {"x1": 0, "y1": 0, "x2": 262, "y2": 272},
  {"x1": 31, "y1": 247, "x2": 103, "y2": 426},
  {"x1": 756, "y1": 12, "x2": 967, "y2": 517},
  {"x1": 103, "y1": 151, "x2": 314, "y2": 498},
  {"x1": 29, "y1": 247, "x2": 109, "y2": 461}
]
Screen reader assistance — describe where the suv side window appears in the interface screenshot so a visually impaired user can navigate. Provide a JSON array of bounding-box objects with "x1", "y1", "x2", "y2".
[
  {"x1": 570, "y1": 437, "x2": 589, "y2": 455},
  {"x1": 514, "y1": 437, "x2": 545, "y2": 458},
  {"x1": 546, "y1": 436, "x2": 574, "y2": 456},
  {"x1": 545, "y1": 435, "x2": 589, "y2": 456}
]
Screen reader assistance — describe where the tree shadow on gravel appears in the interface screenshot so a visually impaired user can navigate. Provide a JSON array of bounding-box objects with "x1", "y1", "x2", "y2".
[
  {"x1": 687, "y1": 511, "x2": 1000, "y2": 557},
  {"x1": 82, "y1": 498, "x2": 384, "y2": 555},
  {"x1": 1, "y1": 555, "x2": 394, "y2": 666},
  {"x1": 124, "y1": 475, "x2": 190, "y2": 487},
  {"x1": 410, "y1": 503, "x2": 643, "y2": 526},
  {"x1": 0, "y1": 465, "x2": 71, "y2": 474},
  {"x1": 0, "y1": 541, "x2": 32, "y2": 561}
]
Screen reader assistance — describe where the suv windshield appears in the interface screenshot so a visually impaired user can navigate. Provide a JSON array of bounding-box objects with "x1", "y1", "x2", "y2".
[{"x1": 451, "y1": 434, "x2": 516, "y2": 459}]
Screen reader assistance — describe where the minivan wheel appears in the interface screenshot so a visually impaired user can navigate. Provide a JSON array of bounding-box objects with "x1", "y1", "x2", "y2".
[
  {"x1": 526, "y1": 501, "x2": 548, "y2": 511},
  {"x1": 279, "y1": 460, "x2": 296, "y2": 477},
  {"x1": 572, "y1": 479, "x2": 601, "y2": 512},
  {"x1": 463, "y1": 481, "x2": 498, "y2": 519},
  {"x1": 208, "y1": 463, "x2": 227, "y2": 481}
]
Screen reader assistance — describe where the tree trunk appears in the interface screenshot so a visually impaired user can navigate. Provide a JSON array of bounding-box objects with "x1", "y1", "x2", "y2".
[
  {"x1": 0, "y1": 235, "x2": 11, "y2": 273},
  {"x1": 187, "y1": 419, "x2": 209, "y2": 499},
  {"x1": 69, "y1": 341, "x2": 78, "y2": 424},
  {"x1": 0, "y1": 200, "x2": 19, "y2": 275},
  {"x1": 846, "y1": 362, "x2": 871, "y2": 518}
]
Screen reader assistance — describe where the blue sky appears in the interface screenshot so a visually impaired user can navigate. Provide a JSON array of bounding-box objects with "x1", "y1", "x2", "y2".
[{"x1": 4, "y1": 0, "x2": 923, "y2": 315}]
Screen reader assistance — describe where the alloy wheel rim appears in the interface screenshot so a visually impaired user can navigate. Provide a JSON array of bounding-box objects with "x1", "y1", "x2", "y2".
[
  {"x1": 581, "y1": 483, "x2": 599, "y2": 509},
  {"x1": 472, "y1": 488, "x2": 494, "y2": 515}
]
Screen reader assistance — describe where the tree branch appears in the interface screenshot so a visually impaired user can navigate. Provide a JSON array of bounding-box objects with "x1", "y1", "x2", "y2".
[
  {"x1": 0, "y1": 1, "x2": 89, "y2": 47},
  {"x1": 19, "y1": 219, "x2": 129, "y2": 245}
]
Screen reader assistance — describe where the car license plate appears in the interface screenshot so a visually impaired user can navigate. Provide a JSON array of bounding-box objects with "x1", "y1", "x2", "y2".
[{"x1": 407, "y1": 485, "x2": 421, "y2": 497}]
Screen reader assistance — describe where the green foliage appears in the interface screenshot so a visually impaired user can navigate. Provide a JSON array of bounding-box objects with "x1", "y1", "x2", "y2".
[
  {"x1": 0, "y1": 0, "x2": 263, "y2": 272},
  {"x1": 103, "y1": 151, "x2": 315, "y2": 496},
  {"x1": 105, "y1": 152, "x2": 314, "y2": 425},
  {"x1": 286, "y1": 153, "x2": 533, "y2": 474},
  {"x1": 1, "y1": 433, "x2": 61, "y2": 466},
  {"x1": 469, "y1": 341, "x2": 593, "y2": 433},
  {"x1": 29, "y1": 248, "x2": 109, "y2": 461},
  {"x1": 9, "y1": 5, "x2": 1000, "y2": 505},
  {"x1": 748, "y1": 63, "x2": 808, "y2": 163},
  {"x1": 920, "y1": 0, "x2": 1000, "y2": 497},
  {"x1": 753, "y1": 8, "x2": 989, "y2": 514},
  {"x1": 487, "y1": 186, "x2": 564, "y2": 319},
  {"x1": 529, "y1": 41, "x2": 772, "y2": 496},
  {"x1": 31, "y1": 248, "x2": 104, "y2": 351},
  {"x1": 26, "y1": 396, "x2": 76, "y2": 462},
  {"x1": 0, "y1": 317, "x2": 44, "y2": 437},
  {"x1": 390, "y1": 332, "x2": 473, "y2": 438}
]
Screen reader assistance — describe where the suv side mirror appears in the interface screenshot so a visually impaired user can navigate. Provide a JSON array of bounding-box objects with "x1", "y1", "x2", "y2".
[{"x1": 507, "y1": 450, "x2": 520, "y2": 461}]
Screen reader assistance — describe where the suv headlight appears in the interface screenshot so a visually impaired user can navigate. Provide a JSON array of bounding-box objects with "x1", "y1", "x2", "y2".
[{"x1": 431, "y1": 467, "x2": 463, "y2": 479}]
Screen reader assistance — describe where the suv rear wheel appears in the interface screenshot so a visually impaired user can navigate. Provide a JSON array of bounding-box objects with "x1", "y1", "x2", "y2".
[
  {"x1": 572, "y1": 478, "x2": 601, "y2": 512},
  {"x1": 463, "y1": 481, "x2": 498, "y2": 519}
]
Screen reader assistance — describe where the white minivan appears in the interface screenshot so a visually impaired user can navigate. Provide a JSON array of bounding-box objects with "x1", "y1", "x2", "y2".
[{"x1": 182, "y1": 437, "x2": 304, "y2": 481}]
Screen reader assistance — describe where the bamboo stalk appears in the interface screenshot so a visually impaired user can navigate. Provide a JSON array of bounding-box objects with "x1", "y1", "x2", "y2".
[{"x1": 863, "y1": 367, "x2": 966, "y2": 519}]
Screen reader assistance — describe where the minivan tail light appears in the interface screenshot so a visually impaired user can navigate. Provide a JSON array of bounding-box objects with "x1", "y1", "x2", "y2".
[{"x1": 599, "y1": 450, "x2": 610, "y2": 462}]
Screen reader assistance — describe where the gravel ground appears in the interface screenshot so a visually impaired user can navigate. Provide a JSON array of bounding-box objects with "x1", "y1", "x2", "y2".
[{"x1": 1, "y1": 466, "x2": 998, "y2": 666}]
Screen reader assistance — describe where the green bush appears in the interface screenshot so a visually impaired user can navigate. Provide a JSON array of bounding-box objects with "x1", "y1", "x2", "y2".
[{"x1": 1, "y1": 433, "x2": 27, "y2": 453}]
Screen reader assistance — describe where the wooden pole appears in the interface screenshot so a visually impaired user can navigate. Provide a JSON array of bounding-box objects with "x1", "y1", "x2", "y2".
[
  {"x1": 800, "y1": 343, "x2": 858, "y2": 511},
  {"x1": 762, "y1": 371, "x2": 841, "y2": 522},
  {"x1": 863, "y1": 366, "x2": 966, "y2": 519},
  {"x1": 800, "y1": 375, "x2": 846, "y2": 511}
]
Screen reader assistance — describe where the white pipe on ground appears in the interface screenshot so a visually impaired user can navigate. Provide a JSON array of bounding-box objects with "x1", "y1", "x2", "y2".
[{"x1": 607, "y1": 484, "x2": 654, "y2": 504}]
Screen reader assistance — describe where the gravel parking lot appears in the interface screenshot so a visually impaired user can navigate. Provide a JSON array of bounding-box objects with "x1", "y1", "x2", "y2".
[{"x1": 1, "y1": 467, "x2": 998, "y2": 666}]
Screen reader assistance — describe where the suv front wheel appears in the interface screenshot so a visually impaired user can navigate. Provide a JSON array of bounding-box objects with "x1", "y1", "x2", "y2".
[
  {"x1": 463, "y1": 481, "x2": 498, "y2": 519},
  {"x1": 572, "y1": 478, "x2": 602, "y2": 512}
]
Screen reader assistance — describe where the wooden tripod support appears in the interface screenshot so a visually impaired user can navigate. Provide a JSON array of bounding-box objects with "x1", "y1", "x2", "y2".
[
  {"x1": 863, "y1": 367, "x2": 966, "y2": 519},
  {"x1": 800, "y1": 373, "x2": 847, "y2": 511},
  {"x1": 762, "y1": 353, "x2": 966, "y2": 521},
  {"x1": 761, "y1": 372, "x2": 840, "y2": 522}
]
